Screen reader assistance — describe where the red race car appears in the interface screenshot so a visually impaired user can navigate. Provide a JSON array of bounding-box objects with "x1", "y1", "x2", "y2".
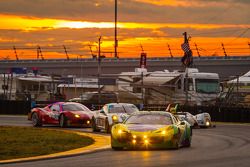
[{"x1": 28, "y1": 102, "x2": 93, "y2": 127}]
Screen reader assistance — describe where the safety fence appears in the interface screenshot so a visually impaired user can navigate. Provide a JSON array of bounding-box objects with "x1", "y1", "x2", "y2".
[{"x1": 0, "y1": 100, "x2": 250, "y2": 123}]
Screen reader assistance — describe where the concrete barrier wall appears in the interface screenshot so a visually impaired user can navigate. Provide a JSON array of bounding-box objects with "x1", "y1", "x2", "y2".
[{"x1": 0, "y1": 100, "x2": 31, "y2": 115}]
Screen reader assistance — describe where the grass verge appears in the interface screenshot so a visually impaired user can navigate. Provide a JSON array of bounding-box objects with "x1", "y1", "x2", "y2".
[{"x1": 0, "y1": 126, "x2": 94, "y2": 160}]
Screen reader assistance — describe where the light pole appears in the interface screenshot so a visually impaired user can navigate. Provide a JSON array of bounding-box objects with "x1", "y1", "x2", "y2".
[
  {"x1": 114, "y1": 0, "x2": 118, "y2": 58},
  {"x1": 98, "y1": 36, "x2": 102, "y2": 105}
]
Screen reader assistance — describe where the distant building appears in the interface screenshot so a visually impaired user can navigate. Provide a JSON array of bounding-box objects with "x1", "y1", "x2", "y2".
[{"x1": 0, "y1": 73, "x2": 62, "y2": 101}]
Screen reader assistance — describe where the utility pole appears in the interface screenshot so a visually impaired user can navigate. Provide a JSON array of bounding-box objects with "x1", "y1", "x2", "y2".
[
  {"x1": 9, "y1": 73, "x2": 13, "y2": 100},
  {"x1": 141, "y1": 72, "x2": 144, "y2": 105},
  {"x1": 167, "y1": 43, "x2": 173, "y2": 58},
  {"x1": 183, "y1": 32, "x2": 189, "y2": 104},
  {"x1": 98, "y1": 36, "x2": 102, "y2": 105},
  {"x1": 221, "y1": 43, "x2": 228, "y2": 58},
  {"x1": 89, "y1": 44, "x2": 97, "y2": 59},
  {"x1": 194, "y1": 43, "x2": 201, "y2": 57},
  {"x1": 37, "y1": 46, "x2": 40, "y2": 59},
  {"x1": 13, "y1": 46, "x2": 19, "y2": 61},
  {"x1": 140, "y1": 43, "x2": 144, "y2": 53},
  {"x1": 63, "y1": 45, "x2": 69, "y2": 60},
  {"x1": 114, "y1": 0, "x2": 118, "y2": 58},
  {"x1": 37, "y1": 46, "x2": 44, "y2": 60}
]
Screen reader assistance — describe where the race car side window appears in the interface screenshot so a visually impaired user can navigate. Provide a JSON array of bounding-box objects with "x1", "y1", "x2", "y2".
[{"x1": 50, "y1": 104, "x2": 60, "y2": 112}]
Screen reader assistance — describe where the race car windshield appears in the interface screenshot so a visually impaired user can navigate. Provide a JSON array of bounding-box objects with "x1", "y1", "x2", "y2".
[
  {"x1": 109, "y1": 106, "x2": 126, "y2": 113},
  {"x1": 62, "y1": 104, "x2": 90, "y2": 111},
  {"x1": 108, "y1": 104, "x2": 139, "y2": 114},
  {"x1": 124, "y1": 105, "x2": 139, "y2": 114},
  {"x1": 125, "y1": 114, "x2": 172, "y2": 125}
]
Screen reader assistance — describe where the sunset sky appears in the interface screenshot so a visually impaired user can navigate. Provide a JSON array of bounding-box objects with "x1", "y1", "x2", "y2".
[{"x1": 0, "y1": 0, "x2": 249, "y2": 60}]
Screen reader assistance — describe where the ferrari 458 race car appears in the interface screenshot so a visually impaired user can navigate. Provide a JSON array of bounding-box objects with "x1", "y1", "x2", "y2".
[
  {"x1": 28, "y1": 102, "x2": 93, "y2": 127},
  {"x1": 92, "y1": 103, "x2": 139, "y2": 133},
  {"x1": 111, "y1": 111, "x2": 192, "y2": 150}
]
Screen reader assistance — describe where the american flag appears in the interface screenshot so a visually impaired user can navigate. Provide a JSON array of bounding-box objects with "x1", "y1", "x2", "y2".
[
  {"x1": 181, "y1": 42, "x2": 193, "y2": 67},
  {"x1": 181, "y1": 42, "x2": 191, "y2": 53}
]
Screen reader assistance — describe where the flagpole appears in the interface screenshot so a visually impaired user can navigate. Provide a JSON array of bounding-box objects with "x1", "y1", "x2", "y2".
[{"x1": 183, "y1": 32, "x2": 189, "y2": 105}]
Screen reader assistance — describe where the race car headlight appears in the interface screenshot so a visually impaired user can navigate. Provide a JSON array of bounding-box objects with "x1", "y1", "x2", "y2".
[
  {"x1": 117, "y1": 129, "x2": 128, "y2": 135},
  {"x1": 112, "y1": 115, "x2": 118, "y2": 122},
  {"x1": 86, "y1": 120, "x2": 90, "y2": 124},
  {"x1": 118, "y1": 129, "x2": 123, "y2": 134},
  {"x1": 206, "y1": 121, "x2": 210, "y2": 126},
  {"x1": 155, "y1": 129, "x2": 168, "y2": 135},
  {"x1": 75, "y1": 114, "x2": 80, "y2": 118}
]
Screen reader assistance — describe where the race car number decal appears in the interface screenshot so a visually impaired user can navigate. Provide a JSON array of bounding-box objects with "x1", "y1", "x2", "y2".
[{"x1": 44, "y1": 110, "x2": 59, "y2": 120}]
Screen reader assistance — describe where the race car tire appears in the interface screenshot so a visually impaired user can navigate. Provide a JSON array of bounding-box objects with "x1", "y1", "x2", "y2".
[
  {"x1": 186, "y1": 139, "x2": 191, "y2": 147},
  {"x1": 31, "y1": 112, "x2": 42, "y2": 127},
  {"x1": 105, "y1": 119, "x2": 111, "y2": 133},
  {"x1": 92, "y1": 117, "x2": 100, "y2": 132},
  {"x1": 59, "y1": 114, "x2": 67, "y2": 128},
  {"x1": 173, "y1": 141, "x2": 180, "y2": 149}
]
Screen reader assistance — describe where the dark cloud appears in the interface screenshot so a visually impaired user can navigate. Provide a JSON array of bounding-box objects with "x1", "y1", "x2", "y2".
[{"x1": 0, "y1": 0, "x2": 249, "y2": 24}]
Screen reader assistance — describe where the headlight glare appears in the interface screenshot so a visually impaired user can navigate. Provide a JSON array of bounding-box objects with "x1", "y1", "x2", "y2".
[
  {"x1": 75, "y1": 114, "x2": 80, "y2": 118},
  {"x1": 112, "y1": 115, "x2": 118, "y2": 121},
  {"x1": 206, "y1": 121, "x2": 210, "y2": 126},
  {"x1": 118, "y1": 129, "x2": 122, "y2": 134}
]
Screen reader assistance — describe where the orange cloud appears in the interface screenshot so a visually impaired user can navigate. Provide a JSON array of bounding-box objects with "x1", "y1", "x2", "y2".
[
  {"x1": 1, "y1": 14, "x2": 249, "y2": 31},
  {"x1": 134, "y1": 0, "x2": 230, "y2": 7}
]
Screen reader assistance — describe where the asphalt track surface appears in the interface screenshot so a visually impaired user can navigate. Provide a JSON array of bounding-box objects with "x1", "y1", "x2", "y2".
[{"x1": 1, "y1": 115, "x2": 250, "y2": 167}]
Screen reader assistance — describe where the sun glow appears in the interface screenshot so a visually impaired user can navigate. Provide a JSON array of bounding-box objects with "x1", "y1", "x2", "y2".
[{"x1": 0, "y1": 14, "x2": 248, "y2": 31}]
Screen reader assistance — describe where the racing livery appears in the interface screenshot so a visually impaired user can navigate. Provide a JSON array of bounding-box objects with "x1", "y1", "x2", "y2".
[
  {"x1": 92, "y1": 103, "x2": 139, "y2": 133},
  {"x1": 111, "y1": 111, "x2": 192, "y2": 150},
  {"x1": 28, "y1": 102, "x2": 93, "y2": 127}
]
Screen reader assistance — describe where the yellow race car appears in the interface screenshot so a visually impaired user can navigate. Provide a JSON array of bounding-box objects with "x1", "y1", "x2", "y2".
[{"x1": 111, "y1": 111, "x2": 192, "y2": 150}]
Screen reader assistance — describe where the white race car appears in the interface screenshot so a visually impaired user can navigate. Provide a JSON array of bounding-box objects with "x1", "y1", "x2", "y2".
[
  {"x1": 175, "y1": 112, "x2": 199, "y2": 128},
  {"x1": 166, "y1": 103, "x2": 213, "y2": 128},
  {"x1": 175, "y1": 112, "x2": 213, "y2": 128},
  {"x1": 195, "y1": 112, "x2": 213, "y2": 128},
  {"x1": 92, "y1": 103, "x2": 139, "y2": 133}
]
